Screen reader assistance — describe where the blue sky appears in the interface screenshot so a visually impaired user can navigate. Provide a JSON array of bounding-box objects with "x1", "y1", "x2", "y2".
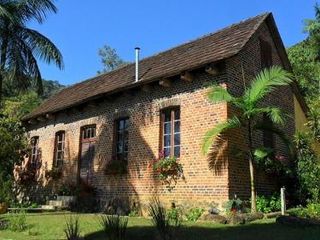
[{"x1": 30, "y1": 0, "x2": 316, "y2": 86}]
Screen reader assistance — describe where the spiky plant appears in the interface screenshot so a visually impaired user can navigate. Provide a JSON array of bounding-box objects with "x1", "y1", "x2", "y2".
[
  {"x1": 64, "y1": 215, "x2": 81, "y2": 240},
  {"x1": 99, "y1": 214, "x2": 128, "y2": 240},
  {"x1": 149, "y1": 197, "x2": 175, "y2": 240},
  {"x1": 202, "y1": 66, "x2": 292, "y2": 212},
  {"x1": 0, "y1": 0, "x2": 63, "y2": 102}
]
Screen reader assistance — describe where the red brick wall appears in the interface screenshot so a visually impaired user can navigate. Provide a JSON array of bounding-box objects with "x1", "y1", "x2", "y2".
[
  {"x1": 226, "y1": 22, "x2": 295, "y2": 199},
  {"x1": 26, "y1": 22, "x2": 295, "y2": 211},
  {"x1": 27, "y1": 71, "x2": 230, "y2": 211}
]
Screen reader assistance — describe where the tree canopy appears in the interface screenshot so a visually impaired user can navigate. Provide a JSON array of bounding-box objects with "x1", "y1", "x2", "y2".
[
  {"x1": 97, "y1": 44, "x2": 128, "y2": 74},
  {"x1": 0, "y1": 0, "x2": 63, "y2": 102}
]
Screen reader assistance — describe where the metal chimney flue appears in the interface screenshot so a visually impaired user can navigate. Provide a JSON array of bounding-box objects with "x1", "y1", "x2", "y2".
[{"x1": 135, "y1": 47, "x2": 140, "y2": 82}]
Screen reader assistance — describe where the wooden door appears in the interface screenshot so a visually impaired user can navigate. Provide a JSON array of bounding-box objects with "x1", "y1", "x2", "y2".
[{"x1": 79, "y1": 125, "x2": 96, "y2": 184}]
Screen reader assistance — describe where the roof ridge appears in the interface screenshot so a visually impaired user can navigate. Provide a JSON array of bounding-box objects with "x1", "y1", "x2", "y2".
[
  {"x1": 135, "y1": 12, "x2": 271, "y2": 64},
  {"x1": 24, "y1": 12, "x2": 272, "y2": 121},
  {"x1": 75, "y1": 12, "x2": 270, "y2": 85}
]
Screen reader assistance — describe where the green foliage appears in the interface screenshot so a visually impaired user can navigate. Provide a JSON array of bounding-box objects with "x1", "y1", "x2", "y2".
[
  {"x1": 128, "y1": 210, "x2": 139, "y2": 217},
  {"x1": 294, "y1": 132, "x2": 320, "y2": 203},
  {"x1": 203, "y1": 66, "x2": 292, "y2": 154},
  {"x1": 0, "y1": 175, "x2": 13, "y2": 203},
  {"x1": 289, "y1": 203, "x2": 320, "y2": 219},
  {"x1": 0, "y1": 0, "x2": 63, "y2": 99},
  {"x1": 8, "y1": 210, "x2": 28, "y2": 232},
  {"x1": 0, "y1": 113, "x2": 27, "y2": 181},
  {"x1": 56, "y1": 182, "x2": 78, "y2": 196},
  {"x1": 3, "y1": 92, "x2": 41, "y2": 119},
  {"x1": 42, "y1": 80, "x2": 65, "y2": 99},
  {"x1": 149, "y1": 197, "x2": 179, "y2": 240},
  {"x1": 64, "y1": 215, "x2": 81, "y2": 240},
  {"x1": 256, "y1": 194, "x2": 281, "y2": 213},
  {"x1": 153, "y1": 155, "x2": 183, "y2": 191},
  {"x1": 185, "y1": 208, "x2": 204, "y2": 222},
  {"x1": 202, "y1": 116, "x2": 241, "y2": 154},
  {"x1": 99, "y1": 214, "x2": 128, "y2": 240},
  {"x1": 97, "y1": 45, "x2": 128, "y2": 74},
  {"x1": 287, "y1": 41, "x2": 320, "y2": 99},
  {"x1": 244, "y1": 67, "x2": 292, "y2": 107},
  {"x1": 306, "y1": 99, "x2": 320, "y2": 141},
  {"x1": 223, "y1": 197, "x2": 244, "y2": 213},
  {"x1": 166, "y1": 206, "x2": 183, "y2": 226},
  {"x1": 203, "y1": 67, "x2": 292, "y2": 212}
]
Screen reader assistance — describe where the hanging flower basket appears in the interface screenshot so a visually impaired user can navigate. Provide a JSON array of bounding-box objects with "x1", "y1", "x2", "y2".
[
  {"x1": 104, "y1": 159, "x2": 128, "y2": 175},
  {"x1": 45, "y1": 167, "x2": 63, "y2": 180},
  {"x1": 153, "y1": 154, "x2": 183, "y2": 190}
]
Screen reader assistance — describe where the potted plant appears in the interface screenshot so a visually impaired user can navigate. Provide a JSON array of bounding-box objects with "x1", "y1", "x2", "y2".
[
  {"x1": 104, "y1": 157, "x2": 128, "y2": 175},
  {"x1": 45, "y1": 166, "x2": 63, "y2": 180},
  {"x1": 153, "y1": 152, "x2": 183, "y2": 190}
]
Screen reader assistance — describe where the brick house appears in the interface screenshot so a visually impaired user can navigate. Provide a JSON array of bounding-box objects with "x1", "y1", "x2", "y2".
[{"x1": 23, "y1": 13, "x2": 307, "y2": 211}]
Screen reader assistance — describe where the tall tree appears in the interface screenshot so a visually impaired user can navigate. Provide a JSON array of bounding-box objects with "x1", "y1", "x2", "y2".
[
  {"x1": 304, "y1": 3, "x2": 320, "y2": 60},
  {"x1": 287, "y1": 3, "x2": 320, "y2": 100},
  {"x1": 0, "y1": 0, "x2": 63, "y2": 103},
  {"x1": 97, "y1": 44, "x2": 127, "y2": 74},
  {"x1": 202, "y1": 66, "x2": 292, "y2": 212}
]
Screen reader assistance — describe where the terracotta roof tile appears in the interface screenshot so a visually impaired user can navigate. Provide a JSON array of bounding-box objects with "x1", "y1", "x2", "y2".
[{"x1": 24, "y1": 13, "x2": 270, "y2": 120}]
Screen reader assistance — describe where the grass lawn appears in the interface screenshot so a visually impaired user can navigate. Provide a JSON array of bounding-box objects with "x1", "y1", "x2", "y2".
[{"x1": 0, "y1": 212, "x2": 320, "y2": 240}]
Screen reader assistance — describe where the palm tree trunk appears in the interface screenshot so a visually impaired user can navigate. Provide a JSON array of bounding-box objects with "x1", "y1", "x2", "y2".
[{"x1": 248, "y1": 119, "x2": 257, "y2": 212}]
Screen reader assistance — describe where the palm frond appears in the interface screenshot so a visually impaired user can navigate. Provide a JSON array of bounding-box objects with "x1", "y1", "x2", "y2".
[
  {"x1": 6, "y1": 35, "x2": 43, "y2": 94},
  {"x1": 254, "y1": 122, "x2": 293, "y2": 156},
  {"x1": 17, "y1": 0, "x2": 57, "y2": 24},
  {"x1": 254, "y1": 147, "x2": 273, "y2": 160},
  {"x1": 20, "y1": 27, "x2": 64, "y2": 69},
  {"x1": 202, "y1": 116, "x2": 241, "y2": 154},
  {"x1": 0, "y1": 4, "x2": 14, "y2": 22},
  {"x1": 244, "y1": 66, "x2": 292, "y2": 106},
  {"x1": 207, "y1": 85, "x2": 235, "y2": 104},
  {"x1": 247, "y1": 107, "x2": 286, "y2": 125}
]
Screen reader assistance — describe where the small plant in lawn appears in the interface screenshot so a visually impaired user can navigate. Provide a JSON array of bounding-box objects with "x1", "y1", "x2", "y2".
[
  {"x1": 256, "y1": 194, "x2": 281, "y2": 213},
  {"x1": 8, "y1": 210, "x2": 28, "y2": 232},
  {"x1": 64, "y1": 215, "x2": 82, "y2": 240},
  {"x1": 185, "y1": 208, "x2": 204, "y2": 222},
  {"x1": 166, "y1": 203, "x2": 183, "y2": 226},
  {"x1": 149, "y1": 197, "x2": 180, "y2": 240},
  {"x1": 223, "y1": 196, "x2": 246, "y2": 214},
  {"x1": 128, "y1": 210, "x2": 139, "y2": 217},
  {"x1": 152, "y1": 152, "x2": 183, "y2": 191},
  {"x1": 99, "y1": 214, "x2": 128, "y2": 240}
]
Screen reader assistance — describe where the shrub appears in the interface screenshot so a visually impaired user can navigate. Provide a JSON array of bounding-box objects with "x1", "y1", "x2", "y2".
[
  {"x1": 8, "y1": 210, "x2": 28, "y2": 232},
  {"x1": 149, "y1": 197, "x2": 179, "y2": 240},
  {"x1": 223, "y1": 197, "x2": 245, "y2": 213},
  {"x1": 289, "y1": 203, "x2": 320, "y2": 219},
  {"x1": 99, "y1": 214, "x2": 128, "y2": 240},
  {"x1": 0, "y1": 174, "x2": 14, "y2": 204},
  {"x1": 45, "y1": 166, "x2": 63, "y2": 180},
  {"x1": 64, "y1": 215, "x2": 81, "y2": 240},
  {"x1": 185, "y1": 208, "x2": 204, "y2": 222},
  {"x1": 294, "y1": 132, "x2": 320, "y2": 203},
  {"x1": 166, "y1": 204, "x2": 183, "y2": 226},
  {"x1": 128, "y1": 210, "x2": 139, "y2": 217},
  {"x1": 256, "y1": 194, "x2": 281, "y2": 213}
]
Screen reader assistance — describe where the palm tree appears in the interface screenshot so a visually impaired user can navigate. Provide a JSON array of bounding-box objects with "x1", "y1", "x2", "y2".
[
  {"x1": 0, "y1": 0, "x2": 63, "y2": 103},
  {"x1": 202, "y1": 66, "x2": 292, "y2": 212}
]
